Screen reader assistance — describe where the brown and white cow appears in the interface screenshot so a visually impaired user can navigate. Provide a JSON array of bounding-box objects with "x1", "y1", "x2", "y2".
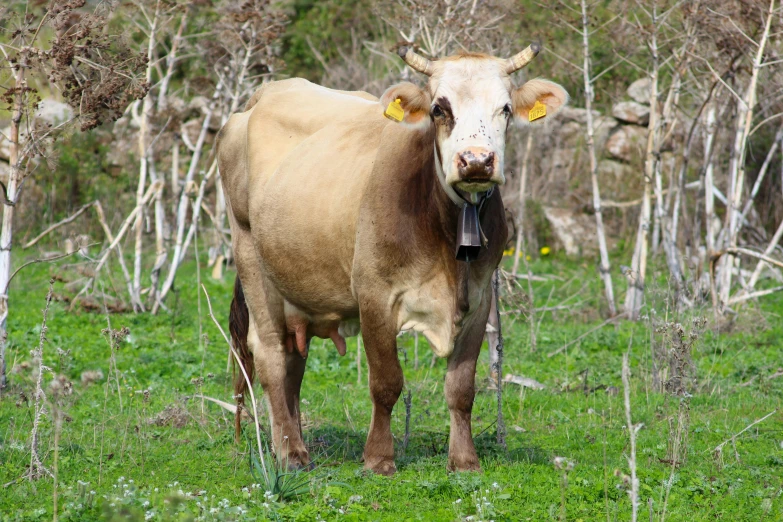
[{"x1": 217, "y1": 44, "x2": 567, "y2": 475}]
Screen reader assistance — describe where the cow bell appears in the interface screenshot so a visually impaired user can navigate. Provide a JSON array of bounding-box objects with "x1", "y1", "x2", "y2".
[{"x1": 455, "y1": 204, "x2": 482, "y2": 262}]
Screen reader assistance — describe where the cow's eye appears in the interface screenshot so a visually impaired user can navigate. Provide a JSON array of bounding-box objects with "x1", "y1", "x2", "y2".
[
  {"x1": 431, "y1": 104, "x2": 444, "y2": 118},
  {"x1": 503, "y1": 104, "x2": 512, "y2": 118}
]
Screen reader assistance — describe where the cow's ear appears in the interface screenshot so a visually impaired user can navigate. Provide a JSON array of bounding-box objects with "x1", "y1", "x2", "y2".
[
  {"x1": 511, "y1": 79, "x2": 568, "y2": 125},
  {"x1": 380, "y1": 82, "x2": 432, "y2": 129}
]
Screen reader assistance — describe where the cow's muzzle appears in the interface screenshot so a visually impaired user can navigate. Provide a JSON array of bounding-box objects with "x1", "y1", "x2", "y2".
[{"x1": 457, "y1": 149, "x2": 495, "y2": 181}]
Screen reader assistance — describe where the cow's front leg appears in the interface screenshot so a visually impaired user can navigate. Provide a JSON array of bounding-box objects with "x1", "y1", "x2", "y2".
[
  {"x1": 445, "y1": 301, "x2": 490, "y2": 472},
  {"x1": 359, "y1": 303, "x2": 403, "y2": 475}
]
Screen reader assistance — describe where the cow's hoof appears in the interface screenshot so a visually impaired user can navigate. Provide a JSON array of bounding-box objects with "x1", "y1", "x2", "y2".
[
  {"x1": 364, "y1": 457, "x2": 397, "y2": 476},
  {"x1": 281, "y1": 449, "x2": 310, "y2": 471},
  {"x1": 448, "y1": 455, "x2": 481, "y2": 472}
]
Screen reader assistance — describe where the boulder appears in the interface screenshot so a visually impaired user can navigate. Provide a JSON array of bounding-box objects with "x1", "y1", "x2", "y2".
[
  {"x1": 556, "y1": 106, "x2": 602, "y2": 125},
  {"x1": 35, "y1": 99, "x2": 74, "y2": 125},
  {"x1": 557, "y1": 120, "x2": 584, "y2": 149},
  {"x1": 605, "y1": 125, "x2": 647, "y2": 163},
  {"x1": 612, "y1": 101, "x2": 650, "y2": 126},
  {"x1": 543, "y1": 206, "x2": 599, "y2": 256},
  {"x1": 627, "y1": 78, "x2": 651, "y2": 104},
  {"x1": 592, "y1": 115, "x2": 614, "y2": 152},
  {"x1": 598, "y1": 159, "x2": 636, "y2": 180}
]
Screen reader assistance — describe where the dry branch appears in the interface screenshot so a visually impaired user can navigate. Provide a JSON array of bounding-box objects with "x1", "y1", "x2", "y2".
[
  {"x1": 712, "y1": 409, "x2": 777, "y2": 456},
  {"x1": 23, "y1": 202, "x2": 97, "y2": 250}
]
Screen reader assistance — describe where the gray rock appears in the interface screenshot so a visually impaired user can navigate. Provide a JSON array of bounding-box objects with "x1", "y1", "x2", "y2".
[
  {"x1": 556, "y1": 106, "x2": 602, "y2": 125},
  {"x1": 605, "y1": 125, "x2": 647, "y2": 163},
  {"x1": 36, "y1": 99, "x2": 74, "y2": 125},
  {"x1": 612, "y1": 101, "x2": 650, "y2": 126},
  {"x1": 593, "y1": 115, "x2": 614, "y2": 151},
  {"x1": 627, "y1": 78, "x2": 651, "y2": 104},
  {"x1": 543, "y1": 206, "x2": 598, "y2": 256},
  {"x1": 557, "y1": 121, "x2": 584, "y2": 149},
  {"x1": 598, "y1": 159, "x2": 635, "y2": 180}
]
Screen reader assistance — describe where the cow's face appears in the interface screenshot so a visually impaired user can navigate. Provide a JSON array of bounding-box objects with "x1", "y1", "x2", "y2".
[{"x1": 381, "y1": 46, "x2": 568, "y2": 201}]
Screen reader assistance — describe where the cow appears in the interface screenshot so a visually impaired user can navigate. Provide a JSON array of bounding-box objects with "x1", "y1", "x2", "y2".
[{"x1": 217, "y1": 44, "x2": 567, "y2": 475}]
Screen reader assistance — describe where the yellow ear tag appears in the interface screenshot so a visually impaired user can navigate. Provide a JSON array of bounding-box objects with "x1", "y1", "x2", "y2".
[
  {"x1": 384, "y1": 98, "x2": 405, "y2": 122},
  {"x1": 529, "y1": 100, "x2": 547, "y2": 122}
]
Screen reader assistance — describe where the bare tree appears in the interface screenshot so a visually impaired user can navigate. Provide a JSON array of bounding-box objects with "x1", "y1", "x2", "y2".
[
  {"x1": 717, "y1": 0, "x2": 778, "y2": 305},
  {"x1": 0, "y1": 0, "x2": 147, "y2": 388}
]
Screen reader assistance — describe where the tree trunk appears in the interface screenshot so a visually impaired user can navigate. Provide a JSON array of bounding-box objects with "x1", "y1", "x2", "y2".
[
  {"x1": 624, "y1": 6, "x2": 660, "y2": 320},
  {"x1": 132, "y1": 0, "x2": 160, "y2": 306},
  {"x1": 580, "y1": 0, "x2": 617, "y2": 316},
  {"x1": 487, "y1": 272, "x2": 499, "y2": 388},
  {"x1": 512, "y1": 132, "x2": 533, "y2": 277},
  {"x1": 0, "y1": 63, "x2": 26, "y2": 390}
]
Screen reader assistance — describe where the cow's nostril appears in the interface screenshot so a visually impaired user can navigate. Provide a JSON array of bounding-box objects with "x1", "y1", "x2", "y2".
[
  {"x1": 484, "y1": 152, "x2": 494, "y2": 169},
  {"x1": 458, "y1": 155, "x2": 468, "y2": 169}
]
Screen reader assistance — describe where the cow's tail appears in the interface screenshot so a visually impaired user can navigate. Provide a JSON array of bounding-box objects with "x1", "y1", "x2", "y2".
[{"x1": 229, "y1": 275, "x2": 253, "y2": 443}]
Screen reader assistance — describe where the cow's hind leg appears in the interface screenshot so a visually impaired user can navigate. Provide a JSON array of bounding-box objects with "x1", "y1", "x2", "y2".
[
  {"x1": 247, "y1": 317, "x2": 309, "y2": 468},
  {"x1": 359, "y1": 303, "x2": 403, "y2": 475},
  {"x1": 232, "y1": 223, "x2": 309, "y2": 469},
  {"x1": 444, "y1": 300, "x2": 490, "y2": 472}
]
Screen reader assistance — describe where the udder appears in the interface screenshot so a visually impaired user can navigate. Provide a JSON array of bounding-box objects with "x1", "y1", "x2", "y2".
[{"x1": 283, "y1": 302, "x2": 352, "y2": 358}]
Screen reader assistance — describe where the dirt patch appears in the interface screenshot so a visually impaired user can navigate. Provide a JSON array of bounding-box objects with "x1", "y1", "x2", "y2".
[{"x1": 149, "y1": 404, "x2": 190, "y2": 429}]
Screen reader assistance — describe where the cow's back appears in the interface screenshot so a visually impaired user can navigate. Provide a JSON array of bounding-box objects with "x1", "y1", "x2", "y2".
[{"x1": 218, "y1": 78, "x2": 379, "y2": 228}]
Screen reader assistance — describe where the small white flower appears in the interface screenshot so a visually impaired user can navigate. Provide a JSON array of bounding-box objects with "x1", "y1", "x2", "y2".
[
  {"x1": 455, "y1": 498, "x2": 462, "y2": 504},
  {"x1": 492, "y1": 482, "x2": 499, "y2": 489},
  {"x1": 142, "y1": 501, "x2": 150, "y2": 507}
]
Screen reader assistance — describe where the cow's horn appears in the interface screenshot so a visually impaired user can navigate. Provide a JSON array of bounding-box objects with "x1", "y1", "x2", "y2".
[
  {"x1": 504, "y1": 43, "x2": 541, "y2": 74},
  {"x1": 398, "y1": 46, "x2": 434, "y2": 76}
]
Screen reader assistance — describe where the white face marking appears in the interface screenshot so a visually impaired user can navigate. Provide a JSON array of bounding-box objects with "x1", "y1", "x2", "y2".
[{"x1": 429, "y1": 58, "x2": 513, "y2": 193}]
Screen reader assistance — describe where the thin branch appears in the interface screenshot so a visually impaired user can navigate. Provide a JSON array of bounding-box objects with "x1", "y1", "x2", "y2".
[
  {"x1": 547, "y1": 312, "x2": 627, "y2": 358},
  {"x1": 712, "y1": 410, "x2": 777, "y2": 455},
  {"x1": 23, "y1": 202, "x2": 96, "y2": 249}
]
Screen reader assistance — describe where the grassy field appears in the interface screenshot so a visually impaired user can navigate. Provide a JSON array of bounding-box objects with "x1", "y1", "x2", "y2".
[{"x1": 1, "y1": 253, "x2": 782, "y2": 521}]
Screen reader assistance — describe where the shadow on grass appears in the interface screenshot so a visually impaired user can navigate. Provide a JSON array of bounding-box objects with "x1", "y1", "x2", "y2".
[{"x1": 302, "y1": 423, "x2": 550, "y2": 471}]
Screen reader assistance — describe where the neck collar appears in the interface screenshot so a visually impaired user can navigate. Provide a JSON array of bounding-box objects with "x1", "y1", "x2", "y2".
[{"x1": 434, "y1": 143, "x2": 468, "y2": 208}]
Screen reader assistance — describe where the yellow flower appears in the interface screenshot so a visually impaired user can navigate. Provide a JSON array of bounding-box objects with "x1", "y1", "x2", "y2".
[
  {"x1": 526, "y1": 255, "x2": 531, "y2": 260},
  {"x1": 540, "y1": 246, "x2": 551, "y2": 256},
  {"x1": 503, "y1": 248, "x2": 514, "y2": 257}
]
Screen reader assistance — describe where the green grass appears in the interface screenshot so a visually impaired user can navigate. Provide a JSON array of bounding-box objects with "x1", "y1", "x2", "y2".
[{"x1": 1, "y1": 253, "x2": 782, "y2": 521}]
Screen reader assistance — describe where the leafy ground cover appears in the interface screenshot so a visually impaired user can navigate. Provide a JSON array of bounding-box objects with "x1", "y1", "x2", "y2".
[{"x1": 1, "y1": 254, "x2": 782, "y2": 521}]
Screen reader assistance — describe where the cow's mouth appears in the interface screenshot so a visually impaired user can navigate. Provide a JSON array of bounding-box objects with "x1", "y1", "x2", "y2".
[{"x1": 455, "y1": 181, "x2": 496, "y2": 196}]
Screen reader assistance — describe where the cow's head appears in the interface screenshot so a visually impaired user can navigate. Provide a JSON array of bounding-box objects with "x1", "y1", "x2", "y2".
[{"x1": 380, "y1": 45, "x2": 567, "y2": 202}]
